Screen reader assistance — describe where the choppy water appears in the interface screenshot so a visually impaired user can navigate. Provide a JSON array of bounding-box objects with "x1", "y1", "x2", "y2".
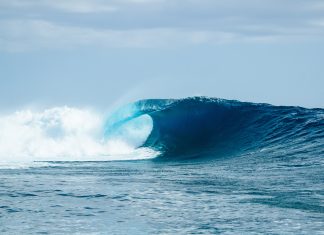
[{"x1": 1, "y1": 154, "x2": 323, "y2": 234}]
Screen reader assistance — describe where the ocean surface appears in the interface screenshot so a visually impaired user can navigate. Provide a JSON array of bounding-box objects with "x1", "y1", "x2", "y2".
[{"x1": 0, "y1": 97, "x2": 323, "y2": 234}]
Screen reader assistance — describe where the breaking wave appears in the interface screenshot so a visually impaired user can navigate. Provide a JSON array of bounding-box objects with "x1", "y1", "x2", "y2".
[
  {"x1": 0, "y1": 106, "x2": 157, "y2": 163},
  {"x1": 0, "y1": 97, "x2": 323, "y2": 165},
  {"x1": 105, "y1": 97, "x2": 324, "y2": 160}
]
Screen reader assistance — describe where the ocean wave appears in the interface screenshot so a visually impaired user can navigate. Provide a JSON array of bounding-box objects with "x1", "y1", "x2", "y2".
[
  {"x1": 105, "y1": 97, "x2": 324, "y2": 160},
  {"x1": 0, "y1": 97, "x2": 323, "y2": 163}
]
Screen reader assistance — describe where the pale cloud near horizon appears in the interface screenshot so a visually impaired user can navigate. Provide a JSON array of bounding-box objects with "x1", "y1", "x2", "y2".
[
  {"x1": 0, "y1": 0, "x2": 324, "y2": 51},
  {"x1": 0, "y1": 19, "x2": 242, "y2": 51}
]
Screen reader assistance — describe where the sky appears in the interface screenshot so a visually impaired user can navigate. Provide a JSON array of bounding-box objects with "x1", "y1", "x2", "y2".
[{"x1": 0, "y1": 0, "x2": 324, "y2": 110}]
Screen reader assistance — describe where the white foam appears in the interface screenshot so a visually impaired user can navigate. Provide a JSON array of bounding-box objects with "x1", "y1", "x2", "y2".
[{"x1": 0, "y1": 106, "x2": 158, "y2": 165}]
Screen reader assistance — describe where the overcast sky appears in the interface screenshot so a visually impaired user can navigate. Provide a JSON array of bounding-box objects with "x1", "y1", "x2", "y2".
[{"x1": 1, "y1": 0, "x2": 324, "y2": 109}]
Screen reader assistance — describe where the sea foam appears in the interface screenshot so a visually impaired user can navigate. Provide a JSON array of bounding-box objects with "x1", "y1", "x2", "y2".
[{"x1": 0, "y1": 106, "x2": 157, "y2": 164}]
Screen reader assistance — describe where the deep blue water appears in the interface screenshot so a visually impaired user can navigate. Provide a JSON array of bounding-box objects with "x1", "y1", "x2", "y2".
[{"x1": 0, "y1": 97, "x2": 323, "y2": 234}]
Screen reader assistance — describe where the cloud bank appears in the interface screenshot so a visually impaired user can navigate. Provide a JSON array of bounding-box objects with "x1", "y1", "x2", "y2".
[{"x1": 0, "y1": 0, "x2": 324, "y2": 51}]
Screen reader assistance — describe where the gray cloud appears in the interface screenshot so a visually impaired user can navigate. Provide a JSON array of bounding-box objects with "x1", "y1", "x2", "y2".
[
  {"x1": 0, "y1": 19, "x2": 243, "y2": 51},
  {"x1": 0, "y1": 0, "x2": 324, "y2": 51}
]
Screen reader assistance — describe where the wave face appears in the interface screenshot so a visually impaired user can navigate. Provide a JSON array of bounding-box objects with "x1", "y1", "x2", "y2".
[{"x1": 106, "y1": 97, "x2": 324, "y2": 160}]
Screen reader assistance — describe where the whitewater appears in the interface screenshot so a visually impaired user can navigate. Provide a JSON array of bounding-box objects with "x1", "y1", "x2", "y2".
[
  {"x1": 0, "y1": 97, "x2": 323, "y2": 234},
  {"x1": 0, "y1": 106, "x2": 157, "y2": 164}
]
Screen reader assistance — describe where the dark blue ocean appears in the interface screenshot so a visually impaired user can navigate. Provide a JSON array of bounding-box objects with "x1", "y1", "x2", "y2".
[{"x1": 0, "y1": 97, "x2": 323, "y2": 234}]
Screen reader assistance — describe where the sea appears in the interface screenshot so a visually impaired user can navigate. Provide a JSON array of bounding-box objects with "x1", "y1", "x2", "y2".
[{"x1": 0, "y1": 97, "x2": 323, "y2": 234}]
